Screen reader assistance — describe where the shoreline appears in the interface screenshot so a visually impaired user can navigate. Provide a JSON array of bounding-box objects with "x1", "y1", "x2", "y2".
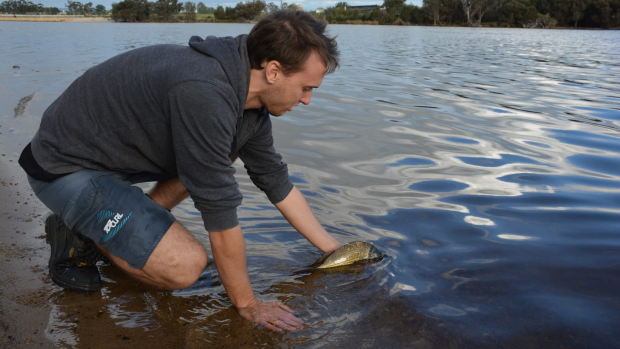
[
  {"x1": 0, "y1": 16, "x2": 110, "y2": 22},
  {"x1": 2, "y1": 16, "x2": 617, "y2": 29}
]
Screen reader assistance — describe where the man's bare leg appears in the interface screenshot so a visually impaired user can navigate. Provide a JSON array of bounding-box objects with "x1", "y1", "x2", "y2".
[
  {"x1": 148, "y1": 177, "x2": 190, "y2": 210},
  {"x1": 95, "y1": 177, "x2": 206, "y2": 290},
  {"x1": 96, "y1": 221, "x2": 207, "y2": 289}
]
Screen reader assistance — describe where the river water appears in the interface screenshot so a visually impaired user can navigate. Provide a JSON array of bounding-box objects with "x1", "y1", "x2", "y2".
[{"x1": 1, "y1": 22, "x2": 619, "y2": 348}]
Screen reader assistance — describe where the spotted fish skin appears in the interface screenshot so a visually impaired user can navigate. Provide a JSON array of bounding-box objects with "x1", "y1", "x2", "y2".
[{"x1": 316, "y1": 242, "x2": 383, "y2": 269}]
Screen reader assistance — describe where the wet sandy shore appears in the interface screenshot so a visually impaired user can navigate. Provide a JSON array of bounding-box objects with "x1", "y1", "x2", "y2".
[
  {"x1": 0, "y1": 108, "x2": 195, "y2": 348},
  {"x1": 0, "y1": 145, "x2": 55, "y2": 348}
]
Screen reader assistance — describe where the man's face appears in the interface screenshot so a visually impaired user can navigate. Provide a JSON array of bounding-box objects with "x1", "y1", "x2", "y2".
[{"x1": 262, "y1": 51, "x2": 327, "y2": 116}]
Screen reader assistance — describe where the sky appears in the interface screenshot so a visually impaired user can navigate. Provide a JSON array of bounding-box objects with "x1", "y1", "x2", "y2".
[{"x1": 43, "y1": 0, "x2": 423, "y2": 13}]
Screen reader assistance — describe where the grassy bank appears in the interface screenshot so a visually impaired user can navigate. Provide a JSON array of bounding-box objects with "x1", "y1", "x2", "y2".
[
  {"x1": 0, "y1": 15, "x2": 110, "y2": 22},
  {"x1": 0, "y1": 16, "x2": 72, "y2": 21}
]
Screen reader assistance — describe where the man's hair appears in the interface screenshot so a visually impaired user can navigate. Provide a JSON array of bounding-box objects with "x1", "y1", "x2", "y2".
[{"x1": 247, "y1": 10, "x2": 339, "y2": 75}]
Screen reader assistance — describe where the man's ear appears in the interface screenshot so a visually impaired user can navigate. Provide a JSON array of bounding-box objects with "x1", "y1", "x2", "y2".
[{"x1": 264, "y1": 60, "x2": 281, "y2": 84}]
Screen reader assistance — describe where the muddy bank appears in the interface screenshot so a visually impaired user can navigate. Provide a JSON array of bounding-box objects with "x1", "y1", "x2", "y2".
[
  {"x1": 0, "y1": 108, "x2": 192, "y2": 348},
  {"x1": 0, "y1": 150, "x2": 55, "y2": 348}
]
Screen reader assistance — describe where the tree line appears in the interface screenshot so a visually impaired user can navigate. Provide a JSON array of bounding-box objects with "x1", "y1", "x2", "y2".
[
  {"x1": 1, "y1": 0, "x2": 62, "y2": 14},
  {"x1": 110, "y1": 0, "x2": 268, "y2": 22},
  {"x1": 110, "y1": 0, "x2": 307, "y2": 22},
  {"x1": 65, "y1": 0, "x2": 106, "y2": 15},
  {"x1": 0, "y1": 0, "x2": 107, "y2": 15},
  {"x1": 212, "y1": 1, "x2": 303, "y2": 21},
  {"x1": 317, "y1": 0, "x2": 620, "y2": 28},
  {"x1": 4, "y1": 0, "x2": 616, "y2": 28}
]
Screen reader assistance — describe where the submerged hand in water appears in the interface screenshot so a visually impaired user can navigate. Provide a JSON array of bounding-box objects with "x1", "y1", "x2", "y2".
[
  {"x1": 237, "y1": 299, "x2": 303, "y2": 332},
  {"x1": 315, "y1": 242, "x2": 384, "y2": 269}
]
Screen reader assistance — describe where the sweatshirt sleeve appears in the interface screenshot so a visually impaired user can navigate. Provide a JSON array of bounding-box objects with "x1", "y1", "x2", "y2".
[
  {"x1": 167, "y1": 81, "x2": 242, "y2": 232},
  {"x1": 237, "y1": 111, "x2": 294, "y2": 204}
]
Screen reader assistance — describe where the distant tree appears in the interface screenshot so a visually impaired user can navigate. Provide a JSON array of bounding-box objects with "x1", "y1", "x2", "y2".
[
  {"x1": 380, "y1": 0, "x2": 408, "y2": 23},
  {"x1": 583, "y1": 0, "x2": 615, "y2": 28},
  {"x1": 546, "y1": 0, "x2": 574, "y2": 26},
  {"x1": 459, "y1": 0, "x2": 475, "y2": 24},
  {"x1": 441, "y1": 0, "x2": 462, "y2": 24},
  {"x1": 221, "y1": 5, "x2": 232, "y2": 18},
  {"x1": 198, "y1": 3, "x2": 215, "y2": 13},
  {"x1": 245, "y1": 0, "x2": 266, "y2": 18},
  {"x1": 335, "y1": 2, "x2": 348, "y2": 8},
  {"x1": 66, "y1": 0, "x2": 83, "y2": 14},
  {"x1": 0, "y1": 0, "x2": 68, "y2": 13},
  {"x1": 499, "y1": 0, "x2": 537, "y2": 27},
  {"x1": 529, "y1": 12, "x2": 557, "y2": 28},
  {"x1": 423, "y1": 0, "x2": 441, "y2": 24},
  {"x1": 83, "y1": 1, "x2": 93, "y2": 15},
  {"x1": 111, "y1": 0, "x2": 150, "y2": 21},
  {"x1": 569, "y1": 0, "x2": 589, "y2": 27},
  {"x1": 46, "y1": 6, "x2": 61, "y2": 14},
  {"x1": 265, "y1": 1, "x2": 278, "y2": 12},
  {"x1": 401, "y1": 3, "x2": 426, "y2": 23},
  {"x1": 153, "y1": 0, "x2": 179, "y2": 21},
  {"x1": 95, "y1": 4, "x2": 106, "y2": 14},
  {"x1": 184, "y1": 1, "x2": 196, "y2": 21},
  {"x1": 383, "y1": 0, "x2": 406, "y2": 12},
  {"x1": 472, "y1": 0, "x2": 496, "y2": 25},
  {"x1": 265, "y1": 2, "x2": 280, "y2": 13},
  {"x1": 0, "y1": 1, "x2": 11, "y2": 13},
  {"x1": 214, "y1": 4, "x2": 225, "y2": 18}
]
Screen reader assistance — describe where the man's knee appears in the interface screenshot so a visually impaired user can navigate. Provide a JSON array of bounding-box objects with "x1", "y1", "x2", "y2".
[
  {"x1": 97, "y1": 220, "x2": 208, "y2": 290},
  {"x1": 153, "y1": 244, "x2": 207, "y2": 289},
  {"x1": 169, "y1": 248, "x2": 207, "y2": 289}
]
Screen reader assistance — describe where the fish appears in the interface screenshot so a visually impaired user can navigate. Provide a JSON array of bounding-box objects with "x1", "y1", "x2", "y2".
[{"x1": 315, "y1": 241, "x2": 384, "y2": 269}]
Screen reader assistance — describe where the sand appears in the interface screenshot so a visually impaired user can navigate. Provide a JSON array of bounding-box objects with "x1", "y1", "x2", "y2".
[{"x1": 0, "y1": 147, "x2": 55, "y2": 348}]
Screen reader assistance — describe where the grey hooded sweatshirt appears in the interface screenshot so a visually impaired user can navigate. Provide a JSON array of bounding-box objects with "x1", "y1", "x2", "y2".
[{"x1": 23, "y1": 35, "x2": 294, "y2": 232}]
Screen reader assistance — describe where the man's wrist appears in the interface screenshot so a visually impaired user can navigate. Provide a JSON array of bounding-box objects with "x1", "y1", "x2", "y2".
[
  {"x1": 234, "y1": 295, "x2": 259, "y2": 309},
  {"x1": 320, "y1": 240, "x2": 345, "y2": 254}
]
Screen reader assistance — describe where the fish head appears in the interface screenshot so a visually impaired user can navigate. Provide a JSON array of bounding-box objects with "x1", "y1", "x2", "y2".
[{"x1": 366, "y1": 244, "x2": 384, "y2": 261}]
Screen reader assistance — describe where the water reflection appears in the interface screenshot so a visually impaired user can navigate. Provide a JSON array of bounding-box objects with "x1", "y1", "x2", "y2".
[{"x1": 2, "y1": 22, "x2": 619, "y2": 348}]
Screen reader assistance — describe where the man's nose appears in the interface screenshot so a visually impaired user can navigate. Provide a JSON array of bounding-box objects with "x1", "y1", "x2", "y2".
[{"x1": 300, "y1": 91, "x2": 312, "y2": 105}]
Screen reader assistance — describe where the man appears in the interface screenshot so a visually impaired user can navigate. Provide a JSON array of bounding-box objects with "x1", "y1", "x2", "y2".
[{"x1": 19, "y1": 10, "x2": 343, "y2": 332}]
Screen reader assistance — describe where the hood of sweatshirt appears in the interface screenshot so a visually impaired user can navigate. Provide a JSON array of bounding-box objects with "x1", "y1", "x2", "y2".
[{"x1": 188, "y1": 34, "x2": 250, "y2": 115}]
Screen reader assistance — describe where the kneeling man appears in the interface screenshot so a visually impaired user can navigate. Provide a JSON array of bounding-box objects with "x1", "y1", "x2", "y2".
[{"x1": 19, "y1": 10, "x2": 343, "y2": 332}]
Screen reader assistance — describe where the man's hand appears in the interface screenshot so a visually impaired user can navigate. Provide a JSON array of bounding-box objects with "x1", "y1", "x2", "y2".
[
  {"x1": 209, "y1": 226, "x2": 303, "y2": 332},
  {"x1": 237, "y1": 298, "x2": 303, "y2": 332}
]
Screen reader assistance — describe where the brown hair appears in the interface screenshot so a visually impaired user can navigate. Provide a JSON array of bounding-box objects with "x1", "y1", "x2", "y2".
[{"x1": 247, "y1": 10, "x2": 339, "y2": 75}]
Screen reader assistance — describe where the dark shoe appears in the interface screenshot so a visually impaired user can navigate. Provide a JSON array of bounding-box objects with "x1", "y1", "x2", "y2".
[{"x1": 45, "y1": 214, "x2": 108, "y2": 293}]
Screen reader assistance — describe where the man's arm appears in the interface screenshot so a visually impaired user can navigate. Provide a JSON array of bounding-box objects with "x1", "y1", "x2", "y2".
[
  {"x1": 209, "y1": 226, "x2": 303, "y2": 332},
  {"x1": 275, "y1": 186, "x2": 343, "y2": 253}
]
